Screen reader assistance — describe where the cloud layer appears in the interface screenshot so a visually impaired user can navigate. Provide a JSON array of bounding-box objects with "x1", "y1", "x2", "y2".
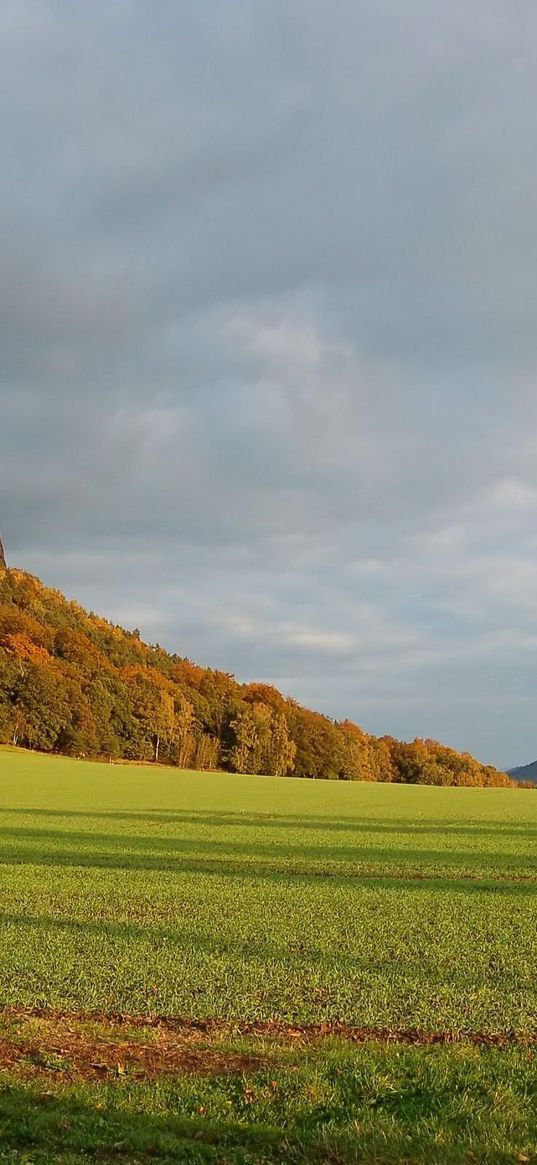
[{"x1": 3, "y1": 0, "x2": 537, "y2": 765}]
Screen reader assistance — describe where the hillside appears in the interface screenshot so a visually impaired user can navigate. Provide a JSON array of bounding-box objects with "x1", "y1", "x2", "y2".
[
  {"x1": 508, "y1": 760, "x2": 537, "y2": 784},
  {"x1": 0, "y1": 566, "x2": 510, "y2": 787}
]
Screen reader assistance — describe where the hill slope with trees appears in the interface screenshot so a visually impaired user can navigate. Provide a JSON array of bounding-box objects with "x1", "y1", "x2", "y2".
[{"x1": 0, "y1": 567, "x2": 510, "y2": 787}]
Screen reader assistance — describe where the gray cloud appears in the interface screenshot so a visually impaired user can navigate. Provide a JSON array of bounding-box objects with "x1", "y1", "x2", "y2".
[{"x1": 2, "y1": 0, "x2": 537, "y2": 765}]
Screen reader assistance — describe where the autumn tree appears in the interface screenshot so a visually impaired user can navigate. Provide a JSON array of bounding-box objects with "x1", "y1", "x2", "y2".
[{"x1": 0, "y1": 568, "x2": 512, "y2": 789}]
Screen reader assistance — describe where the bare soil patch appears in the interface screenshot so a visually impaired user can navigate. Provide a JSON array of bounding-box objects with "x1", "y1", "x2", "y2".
[
  {"x1": 0, "y1": 1014, "x2": 269, "y2": 1082},
  {"x1": 0, "y1": 1004, "x2": 533, "y2": 1082}
]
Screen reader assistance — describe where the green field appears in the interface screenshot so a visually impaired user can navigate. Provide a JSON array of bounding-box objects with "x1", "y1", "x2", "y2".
[{"x1": 0, "y1": 748, "x2": 536, "y2": 1163}]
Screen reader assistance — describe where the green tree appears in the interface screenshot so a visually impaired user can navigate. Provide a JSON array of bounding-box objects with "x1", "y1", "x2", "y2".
[{"x1": 12, "y1": 662, "x2": 71, "y2": 751}]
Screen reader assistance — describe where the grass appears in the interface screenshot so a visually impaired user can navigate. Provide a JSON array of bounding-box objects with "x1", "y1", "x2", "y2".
[
  {"x1": 0, "y1": 1011, "x2": 536, "y2": 1163},
  {"x1": 0, "y1": 747, "x2": 536, "y2": 1161},
  {"x1": 1, "y1": 1035, "x2": 537, "y2": 1163}
]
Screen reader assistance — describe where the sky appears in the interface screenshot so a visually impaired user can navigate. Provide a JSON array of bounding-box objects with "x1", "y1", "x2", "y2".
[{"x1": 2, "y1": 1, "x2": 537, "y2": 768}]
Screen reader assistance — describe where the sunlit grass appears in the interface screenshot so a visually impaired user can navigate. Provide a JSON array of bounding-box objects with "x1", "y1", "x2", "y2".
[
  {"x1": 1, "y1": 748, "x2": 537, "y2": 1161},
  {"x1": 0, "y1": 747, "x2": 535, "y2": 1031}
]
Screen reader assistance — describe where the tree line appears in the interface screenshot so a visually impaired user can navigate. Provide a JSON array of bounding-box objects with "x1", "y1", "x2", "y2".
[{"x1": 0, "y1": 568, "x2": 511, "y2": 787}]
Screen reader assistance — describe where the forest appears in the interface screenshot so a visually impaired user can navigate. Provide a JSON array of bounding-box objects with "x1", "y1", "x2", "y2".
[{"x1": 0, "y1": 567, "x2": 510, "y2": 787}]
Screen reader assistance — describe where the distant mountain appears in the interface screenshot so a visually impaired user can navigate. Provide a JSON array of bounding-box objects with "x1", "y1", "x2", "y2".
[{"x1": 507, "y1": 761, "x2": 537, "y2": 784}]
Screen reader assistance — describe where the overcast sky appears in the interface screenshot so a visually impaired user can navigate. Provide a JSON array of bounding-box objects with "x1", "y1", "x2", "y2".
[{"x1": 3, "y1": 1, "x2": 537, "y2": 767}]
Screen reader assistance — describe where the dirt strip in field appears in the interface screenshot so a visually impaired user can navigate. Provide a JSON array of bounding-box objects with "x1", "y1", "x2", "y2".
[
  {"x1": 0, "y1": 1014, "x2": 270, "y2": 1082},
  {"x1": 0, "y1": 1034, "x2": 265, "y2": 1081},
  {"x1": 0, "y1": 1005, "x2": 534, "y2": 1067}
]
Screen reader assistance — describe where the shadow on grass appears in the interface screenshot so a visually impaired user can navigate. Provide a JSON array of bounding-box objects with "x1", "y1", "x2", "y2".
[
  {"x1": 0, "y1": 824, "x2": 535, "y2": 885},
  {"x1": 0, "y1": 1069, "x2": 531, "y2": 1165},
  {"x1": 0, "y1": 1082, "x2": 288, "y2": 1163},
  {"x1": 2, "y1": 806, "x2": 537, "y2": 841},
  {"x1": 0, "y1": 902, "x2": 532, "y2": 993},
  {"x1": 0, "y1": 904, "x2": 484, "y2": 971},
  {"x1": 0, "y1": 847, "x2": 534, "y2": 898}
]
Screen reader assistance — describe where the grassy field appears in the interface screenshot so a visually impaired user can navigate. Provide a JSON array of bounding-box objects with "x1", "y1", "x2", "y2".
[{"x1": 0, "y1": 747, "x2": 536, "y2": 1162}]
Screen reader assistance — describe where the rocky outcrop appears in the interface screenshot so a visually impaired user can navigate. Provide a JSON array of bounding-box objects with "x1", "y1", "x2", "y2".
[{"x1": 0, "y1": 537, "x2": 6, "y2": 570}]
